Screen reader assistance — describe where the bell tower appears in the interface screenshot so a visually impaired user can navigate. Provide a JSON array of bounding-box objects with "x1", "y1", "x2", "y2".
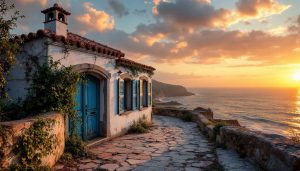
[{"x1": 41, "y1": 3, "x2": 71, "y2": 37}]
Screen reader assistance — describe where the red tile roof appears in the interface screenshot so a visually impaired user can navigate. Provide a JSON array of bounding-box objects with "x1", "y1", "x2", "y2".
[
  {"x1": 116, "y1": 58, "x2": 155, "y2": 72},
  {"x1": 13, "y1": 29, "x2": 125, "y2": 58},
  {"x1": 12, "y1": 29, "x2": 155, "y2": 72},
  {"x1": 41, "y1": 3, "x2": 71, "y2": 15}
]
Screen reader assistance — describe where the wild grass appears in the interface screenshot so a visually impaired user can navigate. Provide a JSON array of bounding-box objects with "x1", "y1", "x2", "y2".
[{"x1": 129, "y1": 116, "x2": 152, "y2": 134}]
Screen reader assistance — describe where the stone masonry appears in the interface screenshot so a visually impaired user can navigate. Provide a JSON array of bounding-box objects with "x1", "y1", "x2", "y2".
[{"x1": 54, "y1": 115, "x2": 219, "y2": 171}]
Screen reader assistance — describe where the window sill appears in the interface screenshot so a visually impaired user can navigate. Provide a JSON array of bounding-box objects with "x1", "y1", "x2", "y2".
[
  {"x1": 119, "y1": 110, "x2": 134, "y2": 116},
  {"x1": 139, "y1": 107, "x2": 150, "y2": 111},
  {"x1": 119, "y1": 107, "x2": 151, "y2": 116}
]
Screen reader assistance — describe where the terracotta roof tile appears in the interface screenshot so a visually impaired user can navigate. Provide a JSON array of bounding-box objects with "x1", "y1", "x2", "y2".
[
  {"x1": 41, "y1": 3, "x2": 71, "y2": 15},
  {"x1": 13, "y1": 29, "x2": 125, "y2": 58},
  {"x1": 116, "y1": 58, "x2": 155, "y2": 72}
]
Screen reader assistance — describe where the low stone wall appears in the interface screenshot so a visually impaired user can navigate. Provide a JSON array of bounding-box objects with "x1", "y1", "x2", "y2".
[
  {"x1": 0, "y1": 112, "x2": 65, "y2": 169},
  {"x1": 153, "y1": 107, "x2": 300, "y2": 171}
]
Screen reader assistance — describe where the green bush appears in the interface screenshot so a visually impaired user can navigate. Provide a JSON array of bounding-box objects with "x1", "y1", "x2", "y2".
[
  {"x1": 12, "y1": 119, "x2": 56, "y2": 170},
  {"x1": 58, "y1": 152, "x2": 73, "y2": 164},
  {"x1": 65, "y1": 135, "x2": 88, "y2": 158},
  {"x1": 129, "y1": 117, "x2": 152, "y2": 134},
  {"x1": 180, "y1": 112, "x2": 194, "y2": 122},
  {"x1": 213, "y1": 122, "x2": 229, "y2": 135}
]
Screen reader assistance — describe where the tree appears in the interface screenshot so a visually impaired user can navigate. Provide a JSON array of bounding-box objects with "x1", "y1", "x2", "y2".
[{"x1": 0, "y1": 0, "x2": 23, "y2": 98}]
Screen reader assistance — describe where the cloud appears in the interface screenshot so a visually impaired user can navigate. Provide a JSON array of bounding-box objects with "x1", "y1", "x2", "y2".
[
  {"x1": 236, "y1": 0, "x2": 290, "y2": 17},
  {"x1": 76, "y1": 2, "x2": 114, "y2": 34},
  {"x1": 106, "y1": 0, "x2": 129, "y2": 18},
  {"x1": 152, "y1": 0, "x2": 289, "y2": 30}
]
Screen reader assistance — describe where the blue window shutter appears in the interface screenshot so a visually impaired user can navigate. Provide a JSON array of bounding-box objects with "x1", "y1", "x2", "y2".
[
  {"x1": 136, "y1": 81, "x2": 139, "y2": 109},
  {"x1": 131, "y1": 80, "x2": 137, "y2": 110},
  {"x1": 118, "y1": 79, "x2": 124, "y2": 114},
  {"x1": 139, "y1": 80, "x2": 143, "y2": 109},
  {"x1": 148, "y1": 82, "x2": 152, "y2": 106}
]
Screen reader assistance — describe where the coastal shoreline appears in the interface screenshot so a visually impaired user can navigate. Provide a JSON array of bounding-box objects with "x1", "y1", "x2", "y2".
[{"x1": 153, "y1": 106, "x2": 300, "y2": 171}]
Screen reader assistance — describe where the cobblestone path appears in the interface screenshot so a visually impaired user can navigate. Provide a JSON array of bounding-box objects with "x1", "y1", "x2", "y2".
[{"x1": 54, "y1": 115, "x2": 220, "y2": 171}]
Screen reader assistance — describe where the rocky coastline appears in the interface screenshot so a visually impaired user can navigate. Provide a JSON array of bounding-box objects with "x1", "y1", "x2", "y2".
[{"x1": 153, "y1": 106, "x2": 300, "y2": 171}]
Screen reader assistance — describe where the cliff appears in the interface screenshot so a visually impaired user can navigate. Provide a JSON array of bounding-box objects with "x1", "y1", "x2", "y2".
[{"x1": 152, "y1": 80, "x2": 194, "y2": 99}]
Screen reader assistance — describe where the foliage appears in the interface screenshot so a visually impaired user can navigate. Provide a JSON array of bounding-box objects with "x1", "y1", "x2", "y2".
[
  {"x1": 180, "y1": 111, "x2": 195, "y2": 122},
  {"x1": 12, "y1": 119, "x2": 56, "y2": 170},
  {"x1": 0, "y1": 98, "x2": 23, "y2": 122},
  {"x1": 116, "y1": 63, "x2": 154, "y2": 77},
  {"x1": 0, "y1": 0, "x2": 23, "y2": 98},
  {"x1": 0, "y1": 124, "x2": 10, "y2": 165},
  {"x1": 65, "y1": 135, "x2": 88, "y2": 158},
  {"x1": 213, "y1": 121, "x2": 229, "y2": 135},
  {"x1": 58, "y1": 152, "x2": 73, "y2": 164},
  {"x1": 22, "y1": 58, "x2": 80, "y2": 116},
  {"x1": 129, "y1": 116, "x2": 152, "y2": 134}
]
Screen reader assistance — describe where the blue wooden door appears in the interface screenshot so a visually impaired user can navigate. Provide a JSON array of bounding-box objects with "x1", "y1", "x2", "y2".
[
  {"x1": 84, "y1": 76, "x2": 99, "y2": 140},
  {"x1": 70, "y1": 75, "x2": 99, "y2": 140}
]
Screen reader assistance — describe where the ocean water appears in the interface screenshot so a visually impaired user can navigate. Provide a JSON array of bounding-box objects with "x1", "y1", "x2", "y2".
[{"x1": 161, "y1": 88, "x2": 300, "y2": 137}]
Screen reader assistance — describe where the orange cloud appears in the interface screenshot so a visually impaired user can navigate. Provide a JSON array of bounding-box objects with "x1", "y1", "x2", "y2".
[
  {"x1": 18, "y1": 0, "x2": 47, "y2": 6},
  {"x1": 76, "y1": 2, "x2": 115, "y2": 34}
]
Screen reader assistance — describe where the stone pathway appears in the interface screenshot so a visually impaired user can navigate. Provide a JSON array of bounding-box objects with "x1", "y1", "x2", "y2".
[{"x1": 54, "y1": 115, "x2": 220, "y2": 171}]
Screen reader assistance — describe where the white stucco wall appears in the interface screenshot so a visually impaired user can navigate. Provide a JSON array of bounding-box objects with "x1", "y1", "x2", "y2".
[
  {"x1": 7, "y1": 38, "x2": 48, "y2": 100},
  {"x1": 48, "y1": 42, "x2": 153, "y2": 137},
  {"x1": 7, "y1": 38, "x2": 152, "y2": 138}
]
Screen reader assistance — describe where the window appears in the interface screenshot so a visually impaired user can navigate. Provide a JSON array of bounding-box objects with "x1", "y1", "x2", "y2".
[
  {"x1": 48, "y1": 12, "x2": 54, "y2": 21},
  {"x1": 142, "y1": 80, "x2": 148, "y2": 107},
  {"x1": 118, "y1": 78, "x2": 133, "y2": 114},
  {"x1": 58, "y1": 13, "x2": 65, "y2": 22},
  {"x1": 124, "y1": 79, "x2": 132, "y2": 111}
]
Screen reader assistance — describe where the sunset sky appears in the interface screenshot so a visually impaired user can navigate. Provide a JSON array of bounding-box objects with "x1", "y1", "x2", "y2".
[{"x1": 11, "y1": 0, "x2": 300, "y2": 87}]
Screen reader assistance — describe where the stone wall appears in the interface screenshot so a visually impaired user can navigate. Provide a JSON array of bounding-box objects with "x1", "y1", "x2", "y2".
[
  {"x1": 0, "y1": 112, "x2": 65, "y2": 169},
  {"x1": 153, "y1": 107, "x2": 300, "y2": 171}
]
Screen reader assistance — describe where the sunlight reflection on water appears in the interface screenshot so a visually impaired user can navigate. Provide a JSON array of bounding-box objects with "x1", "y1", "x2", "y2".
[{"x1": 163, "y1": 88, "x2": 300, "y2": 137}]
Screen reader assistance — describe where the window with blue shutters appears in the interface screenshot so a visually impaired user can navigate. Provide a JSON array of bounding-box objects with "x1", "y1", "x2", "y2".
[
  {"x1": 118, "y1": 79, "x2": 124, "y2": 114},
  {"x1": 132, "y1": 80, "x2": 137, "y2": 110},
  {"x1": 139, "y1": 80, "x2": 143, "y2": 109},
  {"x1": 148, "y1": 82, "x2": 152, "y2": 106}
]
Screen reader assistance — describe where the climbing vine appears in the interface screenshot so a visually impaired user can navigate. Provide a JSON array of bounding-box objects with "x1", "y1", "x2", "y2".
[
  {"x1": 116, "y1": 63, "x2": 154, "y2": 77},
  {"x1": 0, "y1": 0, "x2": 24, "y2": 99},
  {"x1": 12, "y1": 119, "x2": 56, "y2": 170},
  {"x1": 0, "y1": 125, "x2": 10, "y2": 165}
]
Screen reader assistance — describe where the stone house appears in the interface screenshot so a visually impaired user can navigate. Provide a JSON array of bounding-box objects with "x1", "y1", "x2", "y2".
[{"x1": 7, "y1": 4, "x2": 155, "y2": 141}]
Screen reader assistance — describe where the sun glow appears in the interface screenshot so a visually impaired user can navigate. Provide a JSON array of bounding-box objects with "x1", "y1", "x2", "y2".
[{"x1": 293, "y1": 72, "x2": 300, "y2": 81}]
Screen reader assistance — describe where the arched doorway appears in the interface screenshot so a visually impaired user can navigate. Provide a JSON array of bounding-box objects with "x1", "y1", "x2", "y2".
[{"x1": 69, "y1": 63, "x2": 111, "y2": 140}]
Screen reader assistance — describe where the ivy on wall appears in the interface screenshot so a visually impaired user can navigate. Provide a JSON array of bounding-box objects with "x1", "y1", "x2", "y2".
[
  {"x1": 12, "y1": 118, "x2": 56, "y2": 170},
  {"x1": 0, "y1": 0, "x2": 24, "y2": 99},
  {"x1": 116, "y1": 63, "x2": 154, "y2": 77}
]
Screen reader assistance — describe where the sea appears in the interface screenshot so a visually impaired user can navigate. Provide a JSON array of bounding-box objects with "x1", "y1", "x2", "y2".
[{"x1": 160, "y1": 88, "x2": 300, "y2": 137}]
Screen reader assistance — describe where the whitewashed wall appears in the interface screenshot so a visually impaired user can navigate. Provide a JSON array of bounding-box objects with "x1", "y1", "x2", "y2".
[
  {"x1": 7, "y1": 38, "x2": 48, "y2": 100},
  {"x1": 7, "y1": 39, "x2": 152, "y2": 138},
  {"x1": 48, "y1": 42, "x2": 152, "y2": 137}
]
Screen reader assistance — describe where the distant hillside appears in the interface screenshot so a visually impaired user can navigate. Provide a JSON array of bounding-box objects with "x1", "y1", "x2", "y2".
[{"x1": 152, "y1": 80, "x2": 194, "y2": 99}]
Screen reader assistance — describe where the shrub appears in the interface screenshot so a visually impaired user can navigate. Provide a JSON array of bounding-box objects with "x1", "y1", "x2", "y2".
[
  {"x1": 180, "y1": 112, "x2": 194, "y2": 122},
  {"x1": 129, "y1": 117, "x2": 152, "y2": 134},
  {"x1": 213, "y1": 121, "x2": 229, "y2": 135},
  {"x1": 65, "y1": 135, "x2": 88, "y2": 158},
  {"x1": 58, "y1": 152, "x2": 73, "y2": 164},
  {"x1": 12, "y1": 119, "x2": 56, "y2": 170}
]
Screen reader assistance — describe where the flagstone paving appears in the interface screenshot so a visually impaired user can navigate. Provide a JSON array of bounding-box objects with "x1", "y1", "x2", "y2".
[{"x1": 54, "y1": 115, "x2": 221, "y2": 171}]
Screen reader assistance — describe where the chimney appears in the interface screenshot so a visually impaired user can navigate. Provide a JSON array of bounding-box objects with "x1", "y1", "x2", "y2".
[{"x1": 41, "y1": 3, "x2": 71, "y2": 37}]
